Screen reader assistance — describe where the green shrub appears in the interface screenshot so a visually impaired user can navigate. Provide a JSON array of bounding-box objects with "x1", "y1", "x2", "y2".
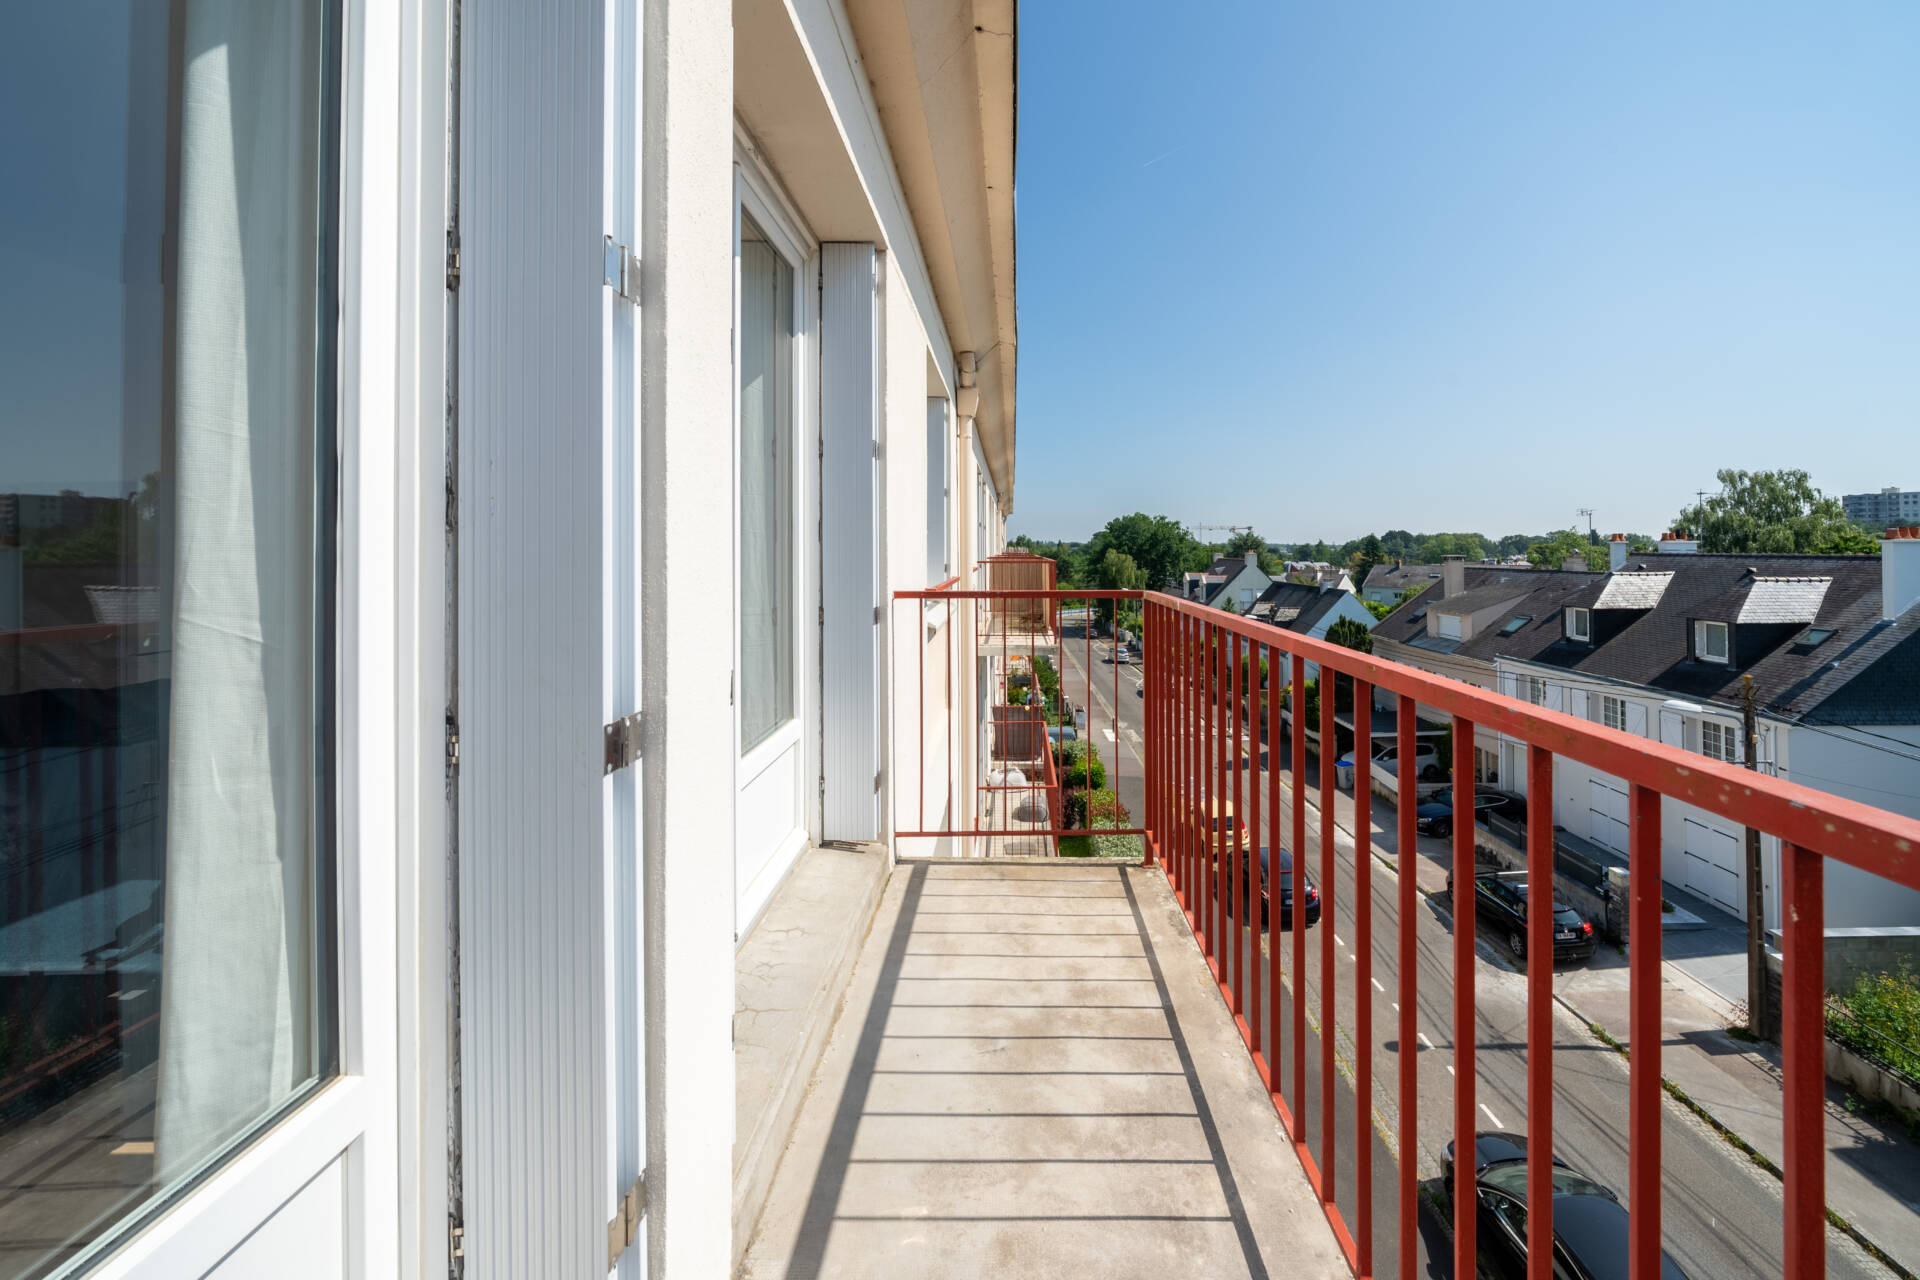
[
  {"x1": 1062, "y1": 755, "x2": 1106, "y2": 792},
  {"x1": 1828, "y1": 965, "x2": 1920, "y2": 1082},
  {"x1": 1064, "y1": 787, "x2": 1126, "y2": 831}
]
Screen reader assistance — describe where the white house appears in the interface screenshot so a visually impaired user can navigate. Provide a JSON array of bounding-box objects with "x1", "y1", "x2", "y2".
[
  {"x1": 1250, "y1": 578, "x2": 1377, "y2": 683},
  {"x1": 0, "y1": 2, "x2": 1014, "y2": 1277},
  {"x1": 1489, "y1": 538, "x2": 1920, "y2": 933},
  {"x1": 1183, "y1": 550, "x2": 1270, "y2": 613}
]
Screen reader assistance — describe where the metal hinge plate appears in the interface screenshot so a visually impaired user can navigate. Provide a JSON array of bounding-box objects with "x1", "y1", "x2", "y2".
[
  {"x1": 603, "y1": 712, "x2": 642, "y2": 775},
  {"x1": 446, "y1": 229, "x2": 461, "y2": 291},
  {"x1": 449, "y1": 1223, "x2": 465, "y2": 1263},
  {"x1": 446, "y1": 721, "x2": 460, "y2": 770},
  {"x1": 607, "y1": 1174, "x2": 646, "y2": 1268},
  {"x1": 603, "y1": 235, "x2": 640, "y2": 303}
]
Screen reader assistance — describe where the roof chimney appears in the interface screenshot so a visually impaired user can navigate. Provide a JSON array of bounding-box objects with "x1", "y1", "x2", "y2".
[
  {"x1": 1658, "y1": 530, "x2": 1699, "y2": 555},
  {"x1": 1245, "y1": 550, "x2": 1261, "y2": 573},
  {"x1": 1609, "y1": 533, "x2": 1628, "y2": 572},
  {"x1": 1441, "y1": 554, "x2": 1465, "y2": 598},
  {"x1": 1562, "y1": 554, "x2": 1590, "y2": 572},
  {"x1": 1883, "y1": 527, "x2": 1920, "y2": 621}
]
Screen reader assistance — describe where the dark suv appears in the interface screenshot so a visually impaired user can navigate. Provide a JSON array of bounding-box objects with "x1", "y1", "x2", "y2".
[
  {"x1": 1448, "y1": 874, "x2": 1597, "y2": 963},
  {"x1": 1218, "y1": 846, "x2": 1320, "y2": 930}
]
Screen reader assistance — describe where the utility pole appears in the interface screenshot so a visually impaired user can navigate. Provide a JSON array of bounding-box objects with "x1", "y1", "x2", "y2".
[
  {"x1": 1741, "y1": 674, "x2": 1766, "y2": 1034},
  {"x1": 1576, "y1": 507, "x2": 1596, "y2": 539}
]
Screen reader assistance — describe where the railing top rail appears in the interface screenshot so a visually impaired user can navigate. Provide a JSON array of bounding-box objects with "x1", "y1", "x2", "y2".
[{"x1": 894, "y1": 588, "x2": 1145, "y2": 600}]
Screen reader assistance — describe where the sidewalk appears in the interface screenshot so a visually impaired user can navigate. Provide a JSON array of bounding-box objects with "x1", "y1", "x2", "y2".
[{"x1": 1280, "y1": 741, "x2": 1920, "y2": 1277}]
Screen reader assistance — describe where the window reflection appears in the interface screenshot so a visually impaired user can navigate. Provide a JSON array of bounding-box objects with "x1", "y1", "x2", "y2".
[{"x1": 0, "y1": 3, "x2": 334, "y2": 1275}]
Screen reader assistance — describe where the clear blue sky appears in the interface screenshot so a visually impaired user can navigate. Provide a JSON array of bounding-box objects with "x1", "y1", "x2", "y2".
[{"x1": 1009, "y1": 1, "x2": 1920, "y2": 545}]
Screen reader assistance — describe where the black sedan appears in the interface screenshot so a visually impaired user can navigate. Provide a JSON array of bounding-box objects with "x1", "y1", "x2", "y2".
[
  {"x1": 1217, "y1": 847, "x2": 1320, "y2": 930},
  {"x1": 1414, "y1": 792, "x2": 1502, "y2": 838},
  {"x1": 1447, "y1": 874, "x2": 1597, "y2": 963},
  {"x1": 1444, "y1": 1132, "x2": 1690, "y2": 1280}
]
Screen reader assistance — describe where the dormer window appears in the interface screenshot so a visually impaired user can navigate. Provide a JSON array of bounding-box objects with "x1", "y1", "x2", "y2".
[
  {"x1": 1695, "y1": 620, "x2": 1730, "y2": 664},
  {"x1": 1564, "y1": 607, "x2": 1591, "y2": 642}
]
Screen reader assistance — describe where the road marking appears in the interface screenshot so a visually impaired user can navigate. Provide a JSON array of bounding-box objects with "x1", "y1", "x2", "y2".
[
  {"x1": 1445, "y1": 1065, "x2": 1456, "y2": 1077},
  {"x1": 1371, "y1": 977, "x2": 1385, "y2": 992},
  {"x1": 1480, "y1": 1104, "x2": 1504, "y2": 1129},
  {"x1": 1333, "y1": 933, "x2": 1346, "y2": 947},
  {"x1": 1101, "y1": 728, "x2": 1116, "y2": 744},
  {"x1": 1417, "y1": 1032, "x2": 1433, "y2": 1049},
  {"x1": 1392, "y1": 1001, "x2": 1400, "y2": 1011}
]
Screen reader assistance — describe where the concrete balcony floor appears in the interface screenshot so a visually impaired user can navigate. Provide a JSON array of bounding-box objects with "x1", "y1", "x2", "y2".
[{"x1": 740, "y1": 861, "x2": 1348, "y2": 1280}]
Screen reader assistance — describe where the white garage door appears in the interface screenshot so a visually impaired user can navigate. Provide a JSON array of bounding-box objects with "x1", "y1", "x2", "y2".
[
  {"x1": 1589, "y1": 778, "x2": 1629, "y2": 854},
  {"x1": 1683, "y1": 818, "x2": 1743, "y2": 915}
]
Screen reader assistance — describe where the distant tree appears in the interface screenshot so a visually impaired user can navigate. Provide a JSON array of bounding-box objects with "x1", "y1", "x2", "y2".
[
  {"x1": 1495, "y1": 533, "x2": 1536, "y2": 558},
  {"x1": 1673, "y1": 469, "x2": 1873, "y2": 555},
  {"x1": 1092, "y1": 547, "x2": 1147, "y2": 625},
  {"x1": 1812, "y1": 524, "x2": 1882, "y2": 555},
  {"x1": 1084, "y1": 513, "x2": 1202, "y2": 591},
  {"x1": 1348, "y1": 533, "x2": 1386, "y2": 592},
  {"x1": 1224, "y1": 528, "x2": 1284, "y2": 576},
  {"x1": 1528, "y1": 528, "x2": 1596, "y2": 571},
  {"x1": 1221, "y1": 597, "x2": 1239, "y2": 616},
  {"x1": 1326, "y1": 615, "x2": 1374, "y2": 655}
]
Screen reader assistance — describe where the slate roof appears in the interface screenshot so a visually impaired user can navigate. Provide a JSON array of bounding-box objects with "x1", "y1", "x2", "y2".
[
  {"x1": 1592, "y1": 572, "x2": 1673, "y2": 611},
  {"x1": 1389, "y1": 553, "x2": 1920, "y2": 725},
  {"x1": 1363, "y1": 562, "x2": 1446, "y2": 594},
  {"x1": 1250, "y1": 580, "x2": 1349, "y2": 635},
  {"x1": 1371, "y1": 567, "x2": 1597, "y2": 648}
]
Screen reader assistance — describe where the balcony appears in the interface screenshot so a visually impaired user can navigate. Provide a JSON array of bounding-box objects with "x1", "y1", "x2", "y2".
[{"x1": 748, "y1": 588, "x2": 1920, "y2": 1279}]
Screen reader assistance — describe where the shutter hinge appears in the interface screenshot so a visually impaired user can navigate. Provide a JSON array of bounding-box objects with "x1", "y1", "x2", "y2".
[
  {"x1": 603, "y1": 711, "x2": 643, "y2": 775},
  {"x1": 448, "y1": 1222, "x2": 465, "y2": 1266},
  {"x1": 874, "y1": 769, "x2": 883, "y2": 792},
  {"x1": 873, "y1": 605, "x2": 882, "y2": 624},
  {"x1": 445, "y1": 228, "x2": 461, "y2": 291},
  {"x1": 608, "y1": 1173, "x2": 647, "y2": 1268},
  {"x1": 446, "y1": 719, "x2": 460, "y2": 770},
  {"x1": 603, "y1": 235, "x2": 640, "y2": 303}
]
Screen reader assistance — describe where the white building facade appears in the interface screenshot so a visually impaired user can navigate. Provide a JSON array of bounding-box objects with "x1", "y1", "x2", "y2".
[{"x1": 0, "y1": 2, "x2": 1014, "y2": 1277}]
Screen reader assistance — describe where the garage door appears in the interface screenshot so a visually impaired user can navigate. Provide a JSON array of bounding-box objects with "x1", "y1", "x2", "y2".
[
  {"x1": 1683, "y1": 818, "x2": 1742, "y2": 915},
  {"x1": 1589, "y1": 778, "x2": 1629, "y2": 854}
]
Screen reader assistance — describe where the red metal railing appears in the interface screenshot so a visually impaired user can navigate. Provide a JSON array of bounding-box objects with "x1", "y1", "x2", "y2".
[{"x1": 893, "y1": 585, "x2": 1920, "y2": 1277}]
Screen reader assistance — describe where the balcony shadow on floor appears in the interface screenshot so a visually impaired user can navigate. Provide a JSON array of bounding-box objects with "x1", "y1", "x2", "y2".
[{"x1": 757, "y1": 860, "x2": 1327, "y2": 1280}]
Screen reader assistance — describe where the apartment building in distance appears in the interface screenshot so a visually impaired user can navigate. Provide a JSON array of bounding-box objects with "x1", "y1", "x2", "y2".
[{"x1": 1843, "y1": 486, "x2": 1920, "y2": 527}]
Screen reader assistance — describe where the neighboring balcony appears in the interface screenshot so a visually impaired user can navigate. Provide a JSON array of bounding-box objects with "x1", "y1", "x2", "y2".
[{"x1": 754, "y1": 586, "x2": 1920, "y2": 1279}]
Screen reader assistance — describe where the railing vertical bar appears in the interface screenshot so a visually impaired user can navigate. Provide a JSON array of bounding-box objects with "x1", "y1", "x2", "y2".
[
  {"x1": 1452, "y1": 716, "x2": 1477, "y2": 1280},
  {"x1": 945, "y1": 596, "x2": 953, "y2": 852},
  {"x1": 1353, "y1": 676, "x2": 1374, "y2": 1276},
  {"x1": 1526, "y1": 745, "x2": 1555, "y2": 1280},
  {"x1": 1628, "y1": 782, "x2": 1663, "y2": 1278},
  {"x1": 1319, "y1": 657, "x2": 1339, "y2": 1199},
  {"x1": 1186, "y1": 609, "x2": 1197, "y2": 908},
  {"x1": 1144, "y1": 603, "x2": 1156, "y2": 865},
  {"x1": 1249, "y1": 641, "x2": 1264, "y2": 1063},
  {"x1": 1231, "y1": 630, "x2": 1246, "y2": 1015},
  {"x1": 1782, "y1": 840, "x2": 1826, "y2": 1280},
  {"x1": 1396, "y1": 695, "x2": 1418, "y2": 1280},
  {"x1": 1178, "y1": 609, "x2": 1190, "y2": 905},
  {"x1": 1211, "y1": 619, "x2": 1225, "y2": 975},
  {"x1": 917, "y1": 601, "x2": 925, "y2": 835},
  {"x1": 1266, "y1": 643, "x2": 1282, "y2": 1092},
  {"x1": 1291, "y1": 651, "x2": 1308, "y2": 1123}
]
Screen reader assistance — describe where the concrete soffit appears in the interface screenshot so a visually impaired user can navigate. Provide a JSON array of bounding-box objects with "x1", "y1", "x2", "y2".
[{"x1": 774, "y1": 0, "x2": 1017, "y2": 508}]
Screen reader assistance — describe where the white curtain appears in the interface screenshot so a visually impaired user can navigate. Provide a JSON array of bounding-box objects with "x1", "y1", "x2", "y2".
[
  {"x1": 738, "y1": 227, "x2": 793, "y2": 750},
  {"x1": 156, "y1": 0, "x2": 321, "y2": 1181}
]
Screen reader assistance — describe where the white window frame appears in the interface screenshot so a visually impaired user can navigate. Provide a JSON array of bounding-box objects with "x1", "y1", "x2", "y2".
[
  {"x1": 1436, "y1": 612, "x2": 1463, "y2": 640},
  {"x1": 1600, "y1": 694, "x2": 1627, "y2": 732},
  {"x1": 1565, "y1": 606, "x2": 1591, "y2": 641},
  {"x1": 1696, "y1": 619, "x2": 1730, "y2": 664},
  {"x1": 733, "y1": 162, "x2": 814, "y2": 776},
  {"x1": 1525, "y1": 675, "x2": 1548, "y2": 706},
  {"x1": 1700, "y1": 719, "x2": 1738, "y2": 763}
]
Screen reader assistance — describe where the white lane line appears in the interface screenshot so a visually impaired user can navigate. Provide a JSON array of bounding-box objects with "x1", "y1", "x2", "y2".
[
  {"x1": 1446, "y1": 1065, "x2": 1456, "y2": 1077},
  {"x1": 1480, "y1": 1103, "x2": 1504, "y2": 1129},
  {"x1": 1371, "y1": 977, "x2": 1385, "y2": 993},
  {"x1": 1100, "y1": 728, "x2": 1116, "y2": 744},
  {"x1": 1392, "y1": 1001, "x2": 1400, "y2": 1011},
  {"x1": 1417, "y1": 1032, "x2": 1434, "y2": 1049},
  {"x1": 1333, "y1": 933, "x2": 1346, "y2": 947}
]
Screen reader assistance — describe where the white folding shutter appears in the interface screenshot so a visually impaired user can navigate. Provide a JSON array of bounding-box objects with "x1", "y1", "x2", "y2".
[
  {"x1": 457, "y1": 1, "x2": 615, "y2": 1271},
  {"x1": 821, "y1": 244, "x2": 881, "y2": 841},
  {"x1": 1569, "y1": 688, "x2": 1588, "y2": 721},
  {"x1": 1500, "y1": 671, "x2": 1519, "y2": 700},
  {"x1": 1659, "y1": 708, "x2": 1685, "y2": 749},
  {"x1": 1546, "y1": 681, "x2": 1565, "y2": 713},
  {"x1": 1627, "y1": 701, "x2": 1648, "y2": 737}
]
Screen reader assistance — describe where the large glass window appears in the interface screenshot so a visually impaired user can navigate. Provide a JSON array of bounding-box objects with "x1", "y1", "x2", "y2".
[
  {"x1": 0, "y1": 4, "x2": 336, "y2": 1275},
  {"x1": 738, "y1": 212, "x2": 796, "y2": 751}
]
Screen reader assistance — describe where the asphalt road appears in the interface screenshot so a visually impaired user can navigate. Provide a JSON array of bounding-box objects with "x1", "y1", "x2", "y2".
[{"x1": 1057, "y1": 625, "x2": 1892, "y2": 1279}]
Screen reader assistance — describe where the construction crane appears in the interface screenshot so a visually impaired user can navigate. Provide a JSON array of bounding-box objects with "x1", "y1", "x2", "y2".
[{"x1": 1194, "y1": 523, "x2": 1254, "y2": 540}]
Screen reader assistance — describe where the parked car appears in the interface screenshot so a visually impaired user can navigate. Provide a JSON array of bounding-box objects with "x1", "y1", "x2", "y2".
[
  {"x1": 1047, "y1": 724, "x2": 1078, "y2": 745},
  {"x1": 1373, "y1": 741, "x2": 1442, "y2": 781},
  {"x1": 1184, "y1": 797, "x2": 1252, "y2": 856},
  {"x1": 1445, "y1": 873, "x2": 1597, "y2": 962},
  {"x1": 1444, "y1": 1132, "x2": 1691, "y2": 1279},
  {"x1": 1415, "y1": 792, "x2": 1503, "y2": 838},
  {"x1": 1252, "y1": 846, "x2": 1319, "y2": 930},
  {"x1": 1111, "y1": 644, "x2": 1133, "y2": 664}
]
